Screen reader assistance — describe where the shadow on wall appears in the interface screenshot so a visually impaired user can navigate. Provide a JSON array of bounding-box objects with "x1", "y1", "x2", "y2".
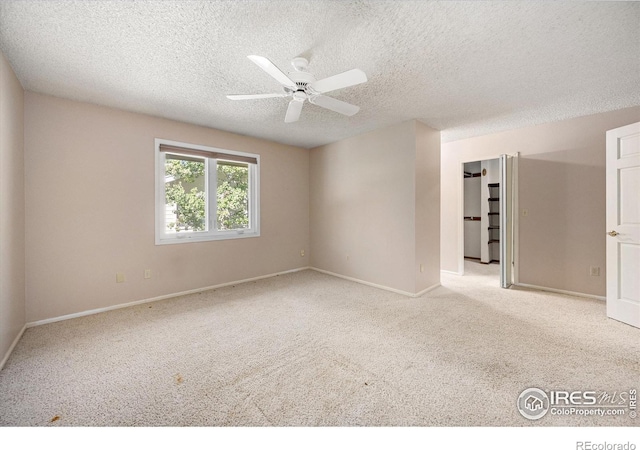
[{"x1": 518, "y1": 148, "x2": 606, "y2": 297}]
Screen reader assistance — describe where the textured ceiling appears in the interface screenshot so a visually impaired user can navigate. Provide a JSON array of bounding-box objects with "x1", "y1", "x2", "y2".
[{"x1": 1, "y1": 1, "x2": 639, "y2": 148}]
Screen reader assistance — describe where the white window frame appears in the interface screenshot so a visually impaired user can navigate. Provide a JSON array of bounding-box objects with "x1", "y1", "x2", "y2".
[{"x1": 155, "y1": 138, "x2": 260, "y2": 245}]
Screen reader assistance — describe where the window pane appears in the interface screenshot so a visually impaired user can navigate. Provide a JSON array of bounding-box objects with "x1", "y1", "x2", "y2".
[
  {"x1": 216, "y1": 161, "x2": 249, "y2": 230},
  {"x1": 164, "y1": 154, "x2": 207, "y2": 233}
]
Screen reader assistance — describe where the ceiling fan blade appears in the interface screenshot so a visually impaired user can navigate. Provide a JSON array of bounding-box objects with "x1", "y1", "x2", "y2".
[
  {"x1": 309, "y1": 69, "x2": 367, "y2": 94},
  {"x1": 284, "y1": 99, "x2": 304, "y2": 123},
  {"x1": 247, "y1": 55, "x2": 297, "y2": 90},
  {"x1": 310, "y1": 95, "x2": 360, "y2": 116},
  {"x1": 227, "y1": 93, "x2": 287, "y2": 100}
]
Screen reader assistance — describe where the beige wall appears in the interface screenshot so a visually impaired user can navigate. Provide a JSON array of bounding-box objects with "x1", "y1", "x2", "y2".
[
  {"x1": 415, "y1": 121, "x2": 441, "y2": 292},
  {"x1": 16, "y1": 77, "x2": 639, "y2": 328},
  {"x1": 0, "y1": 51, "x2": 25, "y2": 364},
  {"x1": 310, "y1": 120, "x2": 440, "y2": 295},
  {"x1": 441, "y1": 106, "x2": 640, "y2": 296},
  {"x1": 24, "y1": 92, "x2": 309, "y2": 322}
]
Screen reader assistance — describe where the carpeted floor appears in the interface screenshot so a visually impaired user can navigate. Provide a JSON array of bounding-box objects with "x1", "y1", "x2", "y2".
[{"x1": 1, "y1": 262, "x2": 638, "y2": 426}]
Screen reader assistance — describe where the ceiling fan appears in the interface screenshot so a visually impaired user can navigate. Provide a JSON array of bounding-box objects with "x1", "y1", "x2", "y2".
[{"x1": 227, "y1": 55, "x2": 367, "y2": 123}]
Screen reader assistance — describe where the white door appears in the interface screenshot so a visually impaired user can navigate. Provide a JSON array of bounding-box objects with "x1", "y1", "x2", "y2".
[
  {"x1": 606, "y1": 122, "x2": 640, "y2": 329},
  {"x1": 500, "y1": 154, "x2": 515, "y2": 288}
]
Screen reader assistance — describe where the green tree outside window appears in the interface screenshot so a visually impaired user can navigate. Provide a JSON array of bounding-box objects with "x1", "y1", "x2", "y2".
[{"x1": 164, "y1": 157, "x2": 249, "y2": 232}]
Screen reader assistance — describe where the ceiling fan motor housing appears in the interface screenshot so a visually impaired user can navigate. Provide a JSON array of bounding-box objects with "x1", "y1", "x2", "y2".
[
  {"x1": 286, "y1": 70, "x2": 316, "y2": 96},
  {"x1": 292, "y1": 91, "x2": 306, "y2": 101}
]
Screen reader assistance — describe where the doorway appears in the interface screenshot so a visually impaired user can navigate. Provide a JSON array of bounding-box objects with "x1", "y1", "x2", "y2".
[
  {"x1": 463, "y1": 159, "x2": 499, "y2": 274},
  {"x1": 462, "y1": 155, "x2": 516, "y2": 288}
]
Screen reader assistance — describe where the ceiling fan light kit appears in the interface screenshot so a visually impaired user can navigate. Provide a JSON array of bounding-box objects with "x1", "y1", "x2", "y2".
[{"x1": 227, "y1": 55, "x2": 367, "y2": 123}]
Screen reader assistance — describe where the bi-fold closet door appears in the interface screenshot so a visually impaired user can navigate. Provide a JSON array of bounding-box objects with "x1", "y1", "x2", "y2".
[{"x1": 500, "y1": 154, "x2": 517, "y2": 289}]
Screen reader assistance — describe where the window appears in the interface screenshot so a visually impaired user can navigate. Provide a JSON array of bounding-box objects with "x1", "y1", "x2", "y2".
[{"x1": 155, "y1": 139, "x2": 259, "y2": 244}]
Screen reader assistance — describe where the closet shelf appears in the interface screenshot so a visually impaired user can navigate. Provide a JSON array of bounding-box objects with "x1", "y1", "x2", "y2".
[{"x1": 488, "y1": 239, "x2": 500, "y2": 244}]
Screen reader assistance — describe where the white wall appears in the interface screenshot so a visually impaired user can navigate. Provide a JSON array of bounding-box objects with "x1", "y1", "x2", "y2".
[
  {"x1": 442, "y1": 106, "x2": 640, "y2": 296},
  {"x1": 310, "y1": 120, "x2": 440, "y2": 295},
  {"x1": 0, "y1": 50, "x2": 25, "y2": 367},
  {"x1": 24, "y1": 92, "x2": 310, "y2": 322}
]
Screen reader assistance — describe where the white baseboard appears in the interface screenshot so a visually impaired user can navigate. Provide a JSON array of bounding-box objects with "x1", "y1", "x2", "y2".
[
  {"x1": 441, "y1": 269, "x2": 462, "y2": 276},
  {"x1": 26, "y1": 266, "x2": 311, "y2": 328},
  {"x1": 515, "y1": 283, "x2": 605, "y2": 301},
  {"x1": 414, "y1": 282, "x2": 442, "y2": 297},
  {"x1": 310, "y1": 267, "x2": 440, "y2": 298},
  {"x1": 0, "y1": 323, "x2": 27, "y2": 371}
]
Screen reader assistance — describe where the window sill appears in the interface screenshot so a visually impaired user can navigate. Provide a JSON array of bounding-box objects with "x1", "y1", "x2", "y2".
[{"x1": 155, "y1": 231, "x2": 260, "y2": 245}]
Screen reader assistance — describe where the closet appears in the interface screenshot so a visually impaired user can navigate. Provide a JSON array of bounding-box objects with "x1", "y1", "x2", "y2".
[{"x1": 463, "y1": 159, "x2": 500, "y2": 264}]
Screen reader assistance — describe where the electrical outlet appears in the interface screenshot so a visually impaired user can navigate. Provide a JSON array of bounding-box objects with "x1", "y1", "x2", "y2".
[
  {"x1": 300, "y1": 249, "x2": 305, "y2": 257},
  {"x1": 116, "y1": 273, "x2": 125, "y2": 283},
  {"x1": 420, "y1": 264, "x2": 424, "y2": 273},
  {"x1": 346, "y1": 254, "x2": 350, "y2": 261},
  {"x1": 144, "y1": 269, "x2": 152, "y2": 279},
  {"x1": 590, "y1": 266, "x2": 600, "y2": 276}
]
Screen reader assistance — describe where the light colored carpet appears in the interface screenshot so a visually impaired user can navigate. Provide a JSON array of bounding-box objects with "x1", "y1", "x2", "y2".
[{"x1": 0, "y1": 262, "x2": 638, "y2": 426}]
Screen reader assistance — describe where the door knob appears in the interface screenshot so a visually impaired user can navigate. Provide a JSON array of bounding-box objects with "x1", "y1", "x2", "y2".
[{"x1": 607, "y1": 230, "x2": 619, "y2": 237}]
